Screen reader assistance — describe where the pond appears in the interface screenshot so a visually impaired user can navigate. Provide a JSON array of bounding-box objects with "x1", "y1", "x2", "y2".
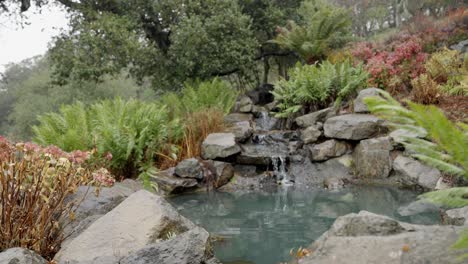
[{"x1": 169, "y1": 186, "x2": 441, "y2": 264}]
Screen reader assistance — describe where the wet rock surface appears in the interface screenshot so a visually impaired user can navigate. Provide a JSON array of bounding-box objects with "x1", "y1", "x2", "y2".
[{"x1": 290, "y1": 155, "x2": 353, "y2": 187}]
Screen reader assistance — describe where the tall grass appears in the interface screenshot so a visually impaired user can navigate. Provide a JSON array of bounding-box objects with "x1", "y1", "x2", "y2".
[{"x1": 158, "y1": 109, "x2": 225, "y2": 169}]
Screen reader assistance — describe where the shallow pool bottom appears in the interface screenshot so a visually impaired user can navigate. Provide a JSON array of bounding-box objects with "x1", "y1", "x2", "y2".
[{"x1": 169, "y1": 186, "x2": 440, "y2": 264}]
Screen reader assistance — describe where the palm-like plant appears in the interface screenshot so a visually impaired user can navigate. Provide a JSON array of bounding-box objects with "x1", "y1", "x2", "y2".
[{"x1": 271, "y1": 0, "x2": 352, "y2": 63}]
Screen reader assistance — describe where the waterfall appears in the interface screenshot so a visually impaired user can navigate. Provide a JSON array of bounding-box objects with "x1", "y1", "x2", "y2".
[
  {"x1": 256, "y1": 111, "x2": 277, "y2": 131},
  {"x1": 272, "y1": 156, "x2": 292, "y2": 185},
  {"x1": 253, "y1": 134, "x2": 267, "y2": 145}
]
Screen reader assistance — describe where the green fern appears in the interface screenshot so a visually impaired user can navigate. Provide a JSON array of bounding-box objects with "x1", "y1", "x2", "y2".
[
  {"x1": 33, "y1": 102, "x2": 91, "y2": 151},
  {"x1": 364, "y1": 90, "x2": 467, "y2": 178},
  {"x1": 273, "y1": 60, "x2": 368, "y2": 118},
  {"x1": 33, "y1": 98, "x2": 184, "y2": 178},
  {"x1": 271, "y1": 0, "x2": 352, "y2": 62},
  {"x1": 333, "y1": 60, "x2": 368, "y2": 107},
  {"x1": 161, "y1": 78, "x2": 238, "y2": 116}
]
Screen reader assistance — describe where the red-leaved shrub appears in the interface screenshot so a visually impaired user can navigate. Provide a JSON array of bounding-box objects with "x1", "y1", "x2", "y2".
[{"x1": 352, "y1": 36, "x2": 428, "y2": 93}]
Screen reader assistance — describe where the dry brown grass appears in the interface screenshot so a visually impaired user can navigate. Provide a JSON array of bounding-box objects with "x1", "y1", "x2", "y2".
[
  {"x1": 157, "y1": 108, "x2": 225, "y2": 169},
  {"x1": 0, "y1": 139, "x2": 93, "y2": 260},
  {"x1": 411, "y1": 74, "x2": 441, "y2": 105}
]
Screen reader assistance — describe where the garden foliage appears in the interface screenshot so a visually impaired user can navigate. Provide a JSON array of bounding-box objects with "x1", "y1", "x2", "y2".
[
  {"x1": 365, "y1": 90, "x2": 467, "y2": 177},
  {"x1": 273, "y1": 60, "x2": 368, "y2": 117},
  {"x1": 33, "y1": 79, "x2": 237, "y2": 178},
  {"x1": 272, "y1": 0, "x2": 352, "y2": 64},
  {"x1": 0, "y1": 137, "x2": 110, "y2": 259}
]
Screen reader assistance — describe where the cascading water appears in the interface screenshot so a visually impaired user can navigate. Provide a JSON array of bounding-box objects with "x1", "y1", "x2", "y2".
[
  {"x1": 255, "y1": 111, "x2": 277, "y2": 131},
  {"x1": 272, "y1": 156, "x2": 293, "y2": 185}
]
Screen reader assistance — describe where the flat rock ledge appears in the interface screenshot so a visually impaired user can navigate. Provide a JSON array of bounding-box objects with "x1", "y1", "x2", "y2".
[
  {"x1": 299, "y1": 211, "x2": 468, "y2": 264},
  {"x1": 324, "y1": 114, "x2": 386, "y2": 140},
  {"x1": 201, "y1": 133, "x2": 241, "y2": 160}
]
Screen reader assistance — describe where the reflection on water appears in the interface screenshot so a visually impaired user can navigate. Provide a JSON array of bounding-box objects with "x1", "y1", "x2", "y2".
[{"x1": 169, "y1": 186, "x2": 440, "y2": 264}]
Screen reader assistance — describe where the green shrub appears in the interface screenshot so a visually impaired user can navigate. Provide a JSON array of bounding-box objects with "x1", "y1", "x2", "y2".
[
  {"x1": 162, "y1": 78, "x2": 238, "y2": 117},
  {"x1": 90, "y1": 98, "x2": 183, "y2": 177},
  {"x1": 33, "y1": 102, "x2": 91, "y2": 151},
  {"x1": 273, "y1": 60, "x2": 368, "y2": 117},
  {"x1": 333, "y1": 60, "x2": 369, "y2": 106},
  {"x1": 33, "y1": 98, "x2": 183, "y2": 178},
  {"x1": 425, "y1": 48, "x2": 468, "y2": 96}
]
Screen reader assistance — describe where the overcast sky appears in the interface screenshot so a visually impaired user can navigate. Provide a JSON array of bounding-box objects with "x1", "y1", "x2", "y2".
[{"x1": 0, "y1": 5, "x2": 68, "y2": 73}]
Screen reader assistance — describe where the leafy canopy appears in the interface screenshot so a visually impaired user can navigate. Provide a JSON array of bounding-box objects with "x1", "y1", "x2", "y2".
[{"x1": 49, "y1": 0, "x2": 258, "y2": 90}]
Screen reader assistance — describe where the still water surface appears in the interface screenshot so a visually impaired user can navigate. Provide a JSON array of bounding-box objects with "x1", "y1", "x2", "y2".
[{"x1": 169, "y1": 186, "x2": 440, "y2": 264}]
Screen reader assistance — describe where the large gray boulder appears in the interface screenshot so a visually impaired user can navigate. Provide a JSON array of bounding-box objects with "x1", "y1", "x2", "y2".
[
  {"x1": 301, "y1": 125, "x2": 322, "y2": 144},
  {"x1": 120, "y1": 227, "x2": 213, "y2": 264},
  {"x1": 353, "y1": 88, "x2": 381, "y2": 113},
  {"x1": 393, "y1": 155, "x2": 441, "y2": 190},
  {"x1": 203, "y1": 160, "x2": 234, "y2": 188},
  {"x1": 295, "y1": 108, "x2": 335, "y2": 128},
  {"x1": 236, "y1": 143, "x2": 288, "y2": 165},
  {"x1": 290, "y1": 155, "x2": 353, "y2": 187},
  {"x1": 225, "y1": 121, "x2": 253, "y2": 143},
  {"x1": 442, "y1": 206, "x2": 468, "y2": 226},
  {"x1": 151, "y1": 167, "x2": 198, "y2": 195},
  {"x1": 300, "y1": 211, "x2": 468, "y2": 264},
  {"x1": 55, "y1": 190, "x2": 207, "y2": 264},
  {"x1": 201, "y1": 133, "x2": 241, "y2": 160},
  {"x1": 324, "y1": 114, "x2": 385, "y2": 140},
  {"x1": 0, "y1": 248, "x2": 47, "y2": 264},
  {"x1": 63, "y1": 180, "x2": 142, "y2": 243},
  {"x1": 175, "y1": 158, "x2": 203, "y2": 179},
  {"x1": 354, "y1": 137, "x2": 393, "y2": 178},
  {"x1": 308, "y1": 139, "x2": 351, "y2": 162}
]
